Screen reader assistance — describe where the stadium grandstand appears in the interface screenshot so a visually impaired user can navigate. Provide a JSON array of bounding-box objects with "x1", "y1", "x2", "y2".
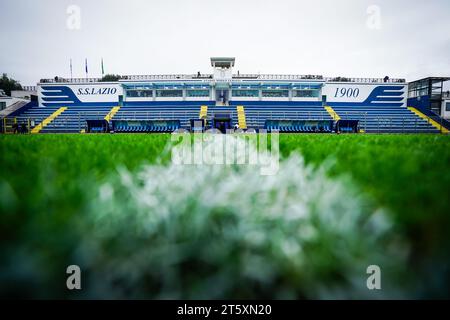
[{"x1": 1, "y1": 57, "x2": 449, "y2": 134}]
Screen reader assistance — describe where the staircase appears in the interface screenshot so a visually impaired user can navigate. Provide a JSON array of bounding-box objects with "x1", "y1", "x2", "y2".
[
  {"x1": 199, "y1": 105, "x2": 208, "y2": 119},
  {"x1": 407, "y1": 107, "x2": 449, "y2": 133},
  {"x1": 104, "y1": 106, "x2": 121, "y2": 122},
  {"x1": 236, "y1": 105, "x2": 247, "y2": 129},
  {"x1": 31, "y1": 107, "x2": 67, "y2": 133},
  {"x1": 324, "y1": 106, "x2": 341, "y2": 121},
  {"x1": 0, "y1": 100, "x2": 29, "y2": 118}
]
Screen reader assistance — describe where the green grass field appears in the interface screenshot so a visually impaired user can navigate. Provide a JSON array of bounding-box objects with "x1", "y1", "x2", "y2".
[{"x1": 0, "y1": 133, "x2": 449, "y2": 298}]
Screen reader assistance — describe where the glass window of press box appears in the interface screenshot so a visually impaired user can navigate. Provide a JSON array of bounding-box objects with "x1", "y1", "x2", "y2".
[
  {"x1": 232, "y1": 89, "x2": 259, "y2": 97},
  {"x1": 126, "y1": 89, "x2": 153, "y2": 98},
  {"x1": 186, "y1": 89, "x2": 210, "y2": 97},
  {"x1": 262, "y1": 90, "x2": 289, "y2": 97},
  {"x1": 408, "y1": 80, "x2": 430, "y2": 98},
  {"x1": 293, "y1": 89, "x2": 320, "y2": 98},
  {"x1": 156, "y1": 90, "x2": 183, "y2": 97}
]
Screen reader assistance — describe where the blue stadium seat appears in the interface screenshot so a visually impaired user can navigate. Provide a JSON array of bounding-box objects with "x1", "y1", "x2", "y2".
[
  {"x1": 331, "y1": 105, "x2": 439, "y2": 133},
  {"x1": 12, "y1": 99, "x2": 440, "y2": 134}
]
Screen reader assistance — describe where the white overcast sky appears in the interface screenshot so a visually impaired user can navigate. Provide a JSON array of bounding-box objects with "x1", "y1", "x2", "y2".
[{"x1": 0, "y1": 0, "x2": 449, "y2": 86}]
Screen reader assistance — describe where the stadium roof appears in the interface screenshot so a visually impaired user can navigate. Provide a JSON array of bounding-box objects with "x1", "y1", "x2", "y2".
[
  {"x1": 210, "y1": 57, "x2": 235, "y2": 68},
  {"x1": 409, "y1": 77, "x2": 450, "y2": 83}
]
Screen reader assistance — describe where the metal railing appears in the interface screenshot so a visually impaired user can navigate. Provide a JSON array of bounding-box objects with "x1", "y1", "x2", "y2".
[
  {"x1": 112, "y1": 110, "x2": 195, "y2": 126},
  {"x1": 19, "y1": 86, "x2": 37, "y2": 92},
  {"x1": 335, "y1": 111, "x2": 440, "y2": 133},
  {"x1": 1, "y1": 117, "x2": 31, "y2": 134},
  {"x1": 40, "y1": 77, "x2": 102, "y2": 83},
  {"x1": 324, "y1": 77, "x2": 405, "y2": 83},
  {"x1": 243, "y1": 110, "x2": 353, "y2": 129},
  {"x1": 5, "y1": 109, "x2": 444, "y2": 134},
  {"x1": 234, "y1": 74, "x2": 405, "y2": 83},
  {"x1": 233, "y1": 74, "x2": 324, "y2": 81},
  {"x1": 423, "y1": 113, "x2": 449, "y2": 133},
  {"x1": 39, "y1": 74, "x2": 406, "y2": 84},
  {"x1": 39, "y1": 74, "x2": 213, "y2": 83},
  {"x1": 208, "y1": 111, "x2": 237, "y2": 119}
]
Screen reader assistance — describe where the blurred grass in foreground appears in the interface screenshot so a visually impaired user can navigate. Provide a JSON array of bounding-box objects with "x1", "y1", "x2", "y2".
[
  {"x1": 0, "y1": 133, "x2": 449, "y2": 298},
  {"x1": 280, "y1": 134, "x2": 450, "y2": 298}
]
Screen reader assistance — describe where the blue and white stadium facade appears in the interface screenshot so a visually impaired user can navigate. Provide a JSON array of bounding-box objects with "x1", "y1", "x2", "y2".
[{"x1": 10, "y1": 57, "x2": 449, "y2": 133}]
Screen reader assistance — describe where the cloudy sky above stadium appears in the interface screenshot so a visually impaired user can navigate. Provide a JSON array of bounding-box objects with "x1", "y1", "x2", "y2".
[{"x1": 0, "y1": 0, "x2": 449, "y2": 86}]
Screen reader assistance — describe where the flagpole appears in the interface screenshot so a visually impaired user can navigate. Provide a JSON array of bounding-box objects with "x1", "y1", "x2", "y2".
[
  {"x1": 70, "y1": 58, "x2": 73, "y2": 82},
  {"x1": 85, "y1": 58, "x2": 88, "y2": 81}
]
